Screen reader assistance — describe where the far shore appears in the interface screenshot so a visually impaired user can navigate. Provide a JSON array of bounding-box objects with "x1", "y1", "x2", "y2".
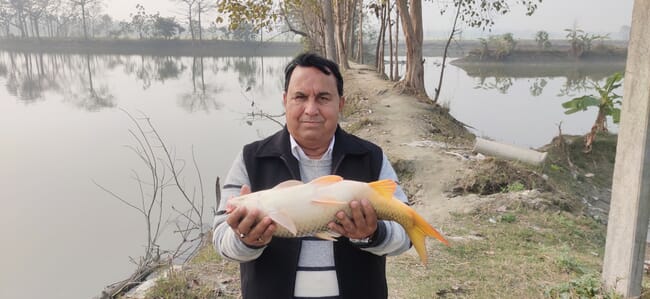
[{"x1": 0, "y1": 38, "x2": 629, "y2": 61}]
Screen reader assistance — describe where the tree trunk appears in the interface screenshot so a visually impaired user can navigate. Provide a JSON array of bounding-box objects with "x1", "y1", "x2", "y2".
[
  {"x1": 33, "y1": 16, "x2": 41, "y2": 40},
  {"x1": 188, "y1": 6, "x2": 195, "y2": 41},
  {"x1": 81, "y1": 2, "x2": 88, "y2": 40},
  {"x1": 356, "y1": 0, "x2": 363, "y2": 63},
  {"x1": 433, "y1": 2, "x2": 462, "y2": 103},
  {"x1": 375, "y1": 4, "x2": 386, "y2": 75},
  {"x1": 323, "y1": 0, "x2": 338, "y2": 62},
  {"x1": 388, "y1": 4, "x2": 394, "y2": 81},
  {"x1": 18, "y1": 11, "x2": 27, "y2": 38},
  {"x1": 334, "y1": 0, "x2": 349, "y2": 69},
  {"x1": 197, "y1": 2, "x2": 203, "y2": 41},
  {"x1": 584, "y1": 108, "x2": 608, "y2": 153},
  {"x1": 344, "y1": 0, "x2": 356, "y2": 60},
  {"x1": 396, "y1": 0, "x2": 426, "y2": 96},
  {"x1": 394, "y1": 9, "x2": 399, "y2": 80}
]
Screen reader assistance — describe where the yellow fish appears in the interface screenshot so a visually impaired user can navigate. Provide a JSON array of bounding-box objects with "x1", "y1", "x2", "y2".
[{"x1": 227, "y1": 175, "x2": 449, "y2": 264}]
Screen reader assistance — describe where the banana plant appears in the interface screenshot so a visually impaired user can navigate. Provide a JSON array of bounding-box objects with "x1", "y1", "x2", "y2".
[{"x1": 561, "y1": 72, "x2": 623, "y2": 153}]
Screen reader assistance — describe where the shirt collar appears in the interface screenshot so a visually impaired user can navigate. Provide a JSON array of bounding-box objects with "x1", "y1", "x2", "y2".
[{"x1": 289, "y1": 134, "x2": 335, "y2": 161}]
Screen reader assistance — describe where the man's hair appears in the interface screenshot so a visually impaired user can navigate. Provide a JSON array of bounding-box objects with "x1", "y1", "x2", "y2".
[{"x1": 284, "y1": 52, "x2": 343, "y2": 96}]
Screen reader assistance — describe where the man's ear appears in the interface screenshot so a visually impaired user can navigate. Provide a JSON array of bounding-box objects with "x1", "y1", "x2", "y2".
[
  {"x1": 282, "y1": 92, "x2": 287, "y2": 108},
  {"x1": 339, "y1": 96, "x2": 345, "y2": 112}
]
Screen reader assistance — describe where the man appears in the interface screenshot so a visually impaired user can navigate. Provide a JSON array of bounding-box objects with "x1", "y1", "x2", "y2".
[{"x1": 213, "y1": 53, "x2": 411, "y2": 299}]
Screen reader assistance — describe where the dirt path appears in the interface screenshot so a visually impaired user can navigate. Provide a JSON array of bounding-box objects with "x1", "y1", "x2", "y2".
[{"x1": 342, "y1": 62, "x2": 481, "y2": 231}]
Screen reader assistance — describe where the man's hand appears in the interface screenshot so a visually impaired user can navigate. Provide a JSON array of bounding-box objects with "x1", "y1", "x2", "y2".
[
  {"x1": 327, "y1": 199, "x2": 378, "y2": 240},
  {"x1": 226, "y1": 185, "x2": 276, "y2": 247}
]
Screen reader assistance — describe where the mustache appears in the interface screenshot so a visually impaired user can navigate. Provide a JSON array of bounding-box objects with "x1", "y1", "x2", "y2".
[{"x1": 299, "y1": 118, "x2": 324, "y2": 122}]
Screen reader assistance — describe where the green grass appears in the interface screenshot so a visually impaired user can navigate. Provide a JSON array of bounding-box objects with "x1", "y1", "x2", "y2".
[
  {"x1": 144, "y1": 268, "x2": 215, "y2": 299},
  {"x1": 386, "y1": 200, "x2": 609, "y2": 298},
  {"x1": 189, "y1": 243, "x2": 223, "y2": 265}
]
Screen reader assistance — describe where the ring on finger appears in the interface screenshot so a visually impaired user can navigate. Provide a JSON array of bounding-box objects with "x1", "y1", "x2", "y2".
[{"x1": 239, "y1": 232, "x2": 246, "y2": 238}]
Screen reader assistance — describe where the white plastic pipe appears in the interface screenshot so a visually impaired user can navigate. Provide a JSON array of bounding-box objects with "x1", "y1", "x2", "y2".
[{"x1": 473, "y1": 137, "x2": 548, "y2": 166}]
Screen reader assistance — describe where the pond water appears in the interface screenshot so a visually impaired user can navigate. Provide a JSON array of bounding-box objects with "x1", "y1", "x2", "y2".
[{"x1": 1, "y1": 49, "x2": 624, "y2": 298}]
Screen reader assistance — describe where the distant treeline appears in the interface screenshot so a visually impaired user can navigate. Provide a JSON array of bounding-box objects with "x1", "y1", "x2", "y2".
[{"x1": 0, "y1": 38, "x2": 303, "y2": 57}]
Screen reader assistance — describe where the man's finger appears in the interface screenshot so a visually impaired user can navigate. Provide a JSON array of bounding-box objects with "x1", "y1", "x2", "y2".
[
  {"x1": 240, "y1": 185, "x2": 251, "y2": 195},
  {"x1": 247, "y1": 217, "x2": 272, "y2": 240},
  {"x1": 350, "y1": 200, "x2": 367, "y2": 228},
  {"x1": 259, "y1": 223, "x2": 277, "y2": 245},
  {"x1": 336, "y1": 210, "x2": 356, "y2": 233},
  {"x1": 226, "y1": 206, "x2": 247, "y2": 229},
  {"x1": 360, "y1": 199, "x2": 377, "y2": 228},
  {"x1": 237, "y1": 208, "x2": 259, "y2": 235}
]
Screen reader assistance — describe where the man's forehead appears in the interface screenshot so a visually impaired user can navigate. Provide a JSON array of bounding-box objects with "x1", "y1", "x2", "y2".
[{"x1": 288, "y1": 68, "x2": 337, "y2": 89}]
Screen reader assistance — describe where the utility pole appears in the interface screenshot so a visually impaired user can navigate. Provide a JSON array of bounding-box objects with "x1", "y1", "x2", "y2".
[{"x1": 602, "y1": 0, "x2": 650, "y2": 297}]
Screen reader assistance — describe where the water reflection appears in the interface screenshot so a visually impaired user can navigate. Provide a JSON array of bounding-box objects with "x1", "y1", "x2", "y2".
[
  {"x1": 529, "y1": 78, "x2": 548, "y2": 97},
  {"x1": 178, "y1": 56, "x2": 223, "y2": 113},
  {"x1": 0, "y1": 51, "x2": 284, "y2": 114},
  {"x1": 65, "y1": 54, "x2": 116, "y2": 110},
  {"x1": 474, "y1": 77, "x2": 514, "y2": 94},
  {"x1": 455, "y1": 63, "x2": 625, "y2": 97}
]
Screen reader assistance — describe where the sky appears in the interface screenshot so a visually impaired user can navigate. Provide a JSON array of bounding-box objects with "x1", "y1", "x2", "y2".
[{"x1": 102, "y1": 0, "x2": 635, "y2": 39}]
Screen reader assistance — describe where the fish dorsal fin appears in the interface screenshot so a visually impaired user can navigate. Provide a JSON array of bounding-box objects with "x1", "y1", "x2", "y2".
[
  {"x1": 309, "y1": 175, "x2": 343, "y2": 186},
  {"x1": 368, "y1": 179, "x2": 397, "y2": 199},
  {"x1": 267, "y1": 210, "x2": 298, "y2": 236},
  {"x1": 273, "y1": 180, "x2": 303, "y2": 189}
]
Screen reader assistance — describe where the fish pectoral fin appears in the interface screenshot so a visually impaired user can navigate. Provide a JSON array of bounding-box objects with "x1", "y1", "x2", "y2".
[
  {"x1": 368, "y1": 179, "x2": 397, "y2": 199},
  {"x1": 314, "y1": 231, "x2": 341, "y2": 241},
  {"x1": 273, "y1": 180, "x2": 303, "y2": 189},
  {"x1": 311, "y1": 198, "x2": 347, "y2": 206},
  {"x1": 309, "y1": 175, "x2": 343, "y2": 186},
  {"x1": 267, "y1": 210, "x2": 298, "y2": 236}
]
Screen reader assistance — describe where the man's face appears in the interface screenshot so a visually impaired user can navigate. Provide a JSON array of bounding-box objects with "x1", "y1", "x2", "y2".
[{"x1": 283, "y1": 66, "x2": 344, "y2": 146}]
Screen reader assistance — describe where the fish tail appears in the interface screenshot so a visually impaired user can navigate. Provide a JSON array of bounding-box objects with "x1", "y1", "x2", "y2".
[
  {"x1": 405, "y1": 208, "x2": 449, "y2": 265},
  {"x1": 368, "y1": 179, "x2": 449, "y2": 264}
]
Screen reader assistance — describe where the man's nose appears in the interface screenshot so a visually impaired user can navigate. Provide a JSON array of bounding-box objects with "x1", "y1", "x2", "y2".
[{"x1": 304, "y1": 98, "x2": 319, "y2": 115}]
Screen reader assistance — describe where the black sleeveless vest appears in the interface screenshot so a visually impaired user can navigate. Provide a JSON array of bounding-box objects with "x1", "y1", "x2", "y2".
[{"x1": 240, "y1": 126, "x2": 387, "y2": 299}]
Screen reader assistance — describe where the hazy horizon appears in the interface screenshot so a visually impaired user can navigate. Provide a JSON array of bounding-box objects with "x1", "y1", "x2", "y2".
[{"x1": 100, "y1": 0, "x2": 633, "y2": 40}]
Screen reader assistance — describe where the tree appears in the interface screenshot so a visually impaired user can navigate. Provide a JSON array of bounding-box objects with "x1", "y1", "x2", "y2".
[
  {"x1": 534, "y1": 30, "x2": 551, "y2": 49},
  {"x1": 333, "y1": 0, "x2": 356, "y2": 69},
  {"x1": 152, "y1": 14, "x2": 184, "y2": 39},
  {"x1": 230, "y1": 21, "x2": 257, "y2": 41},
  {"x1": 69, "y1": 0, "x2": 103, "y2": 40},
  {"x1": 213, "y1": 0, "x2": 357, "y2": 69},
  {"x1": 395, "y1": 0, "x2": 425, "y2": 95},
  {"x1": 194, "y1": 0, "x2": 213, "y2": 41},
  {"x1": 323, "y1": 0, "x2": 337, "y2": 62},
  {"x1": 562, "y1": 72, "x2": 623, "y2": 153},
  {"x1": 215, "y1": 0, "x2": 277, "y2": 31},
  {"x1": 433, "y1": 2, "x2": 462, "y2": 102},
  {"x1": 176, "y1": 0, "x2": 197, "y2": 40},
  {"x1": 130, "y1": 4, "x2": 151, "y2": 39},
  {"x1": 94, "y1": 13, "x2": 113, "y2": 37},
  {"x1": 393, "y1": 0, "x2": 541, "y2": 97},
  {"x1": 2, "y1": 0, "x2": 29, "y2": 37}
]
